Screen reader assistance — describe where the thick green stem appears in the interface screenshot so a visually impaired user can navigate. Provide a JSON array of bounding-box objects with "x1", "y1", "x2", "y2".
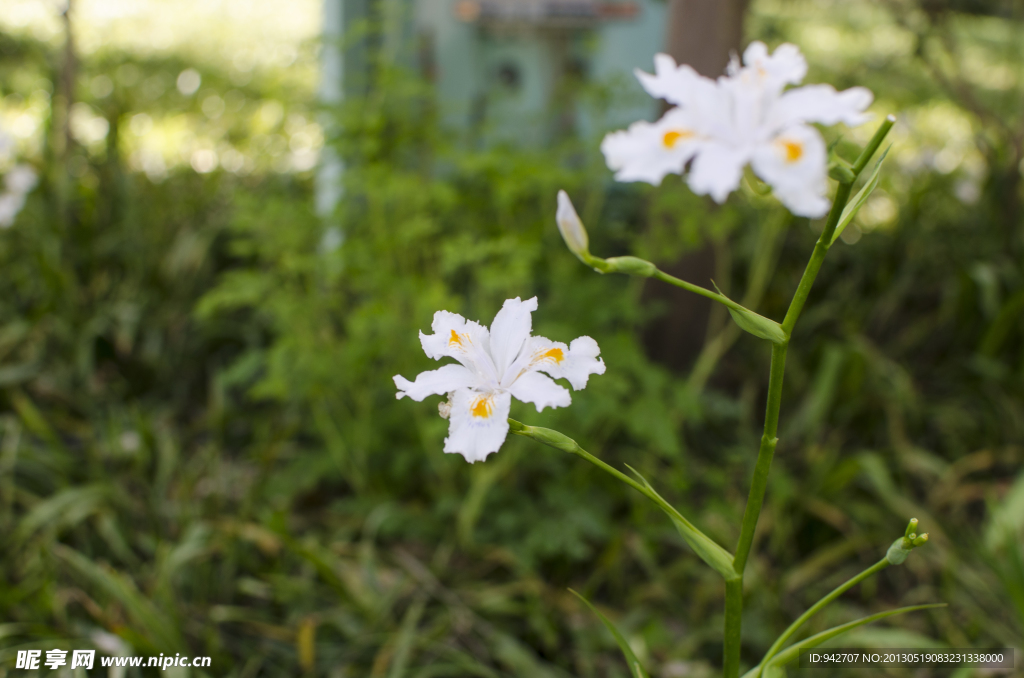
[
  {"x1": 852, "y1": 114, "x2": 896, "y2": 177},
  {"x1": 781, "y1": 182, "x2": 853, "y2": 335},
  {"x1": 732, "y1": 344, "x2": 788, "y2": 574},
  {"x1": 757, "y1": 558, "x2": 889, "y2": 673},
  {"x1": 723, "y1": 577, "x2": 744, "y2": 678}
]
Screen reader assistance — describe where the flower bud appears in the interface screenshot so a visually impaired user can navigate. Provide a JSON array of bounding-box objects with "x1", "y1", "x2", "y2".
[
  {"x1": 887, "y1": 519, "x2": 930, "y2": 565},
  {"x1": 904, "y1": 518, "x2": 918, "y2": 538},
  {"x1": 886, "y1": 538, "x2": 911, "y2": 565},
  {"x1": 556, "y1": 190, "x2": 590, "y2": 261}
]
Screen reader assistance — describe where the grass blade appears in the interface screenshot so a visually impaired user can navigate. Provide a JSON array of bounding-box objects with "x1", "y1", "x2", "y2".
[
  {"x1": 569, "y1": 589, "x2": 649, "y2": 678},
  {"x1": 764, "y1": 603, "x2": 946, "y2": 670}
]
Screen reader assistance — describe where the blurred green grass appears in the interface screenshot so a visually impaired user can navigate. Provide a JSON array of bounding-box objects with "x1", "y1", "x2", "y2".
[{"x1": 0, "y1": 1, "x2": 1023, "y2": 676}]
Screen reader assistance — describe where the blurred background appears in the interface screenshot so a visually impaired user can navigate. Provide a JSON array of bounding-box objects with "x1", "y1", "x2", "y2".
[{"x1": 0, "y1": 0, "x2": 1022, "y2": 676}]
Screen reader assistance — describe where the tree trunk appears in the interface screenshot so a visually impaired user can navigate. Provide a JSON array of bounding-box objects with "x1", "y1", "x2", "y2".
[{"x1": 642, "y1": 0, "x2": 749, "y2": 374}]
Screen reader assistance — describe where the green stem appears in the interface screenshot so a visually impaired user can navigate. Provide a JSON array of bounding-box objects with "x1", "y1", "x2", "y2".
[
  {"x1": 723, "y1": 126, "x2": 897, "y2": 673},
  {"x1": 781, "y1": 182, "x2": 853, "y2": 335},
  {"x1": 652, "y1": 270, "x2": 754, "y2": 316},
  {"x1": 757, "y1": 558, "x2": 889, "y2": 674},
  {"x1": 852, "y1": 115, "x2": 896, "y2": 177},
  {"x1": 732, "y1": 342, "x2": 788, "y2": 574},
  {"x1": 724, "y1": 577, "x2": 744, "y2": 678}
]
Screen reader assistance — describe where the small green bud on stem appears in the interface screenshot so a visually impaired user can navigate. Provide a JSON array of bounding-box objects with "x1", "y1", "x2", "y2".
[
  {"x1": 887, "y1": 518, "x2": 930, "y2": 565},
  {"x1": 905, "y1": 517, "x2": 918, "y2": 537}
]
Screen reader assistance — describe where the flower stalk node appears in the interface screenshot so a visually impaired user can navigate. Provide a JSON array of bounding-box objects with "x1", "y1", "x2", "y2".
[
  {"x1": 604, "y1": 256, "x2": 658, "y2": 277},
  {"x1": 827, "y1": 157, "x2": 855, "y2": 183}
]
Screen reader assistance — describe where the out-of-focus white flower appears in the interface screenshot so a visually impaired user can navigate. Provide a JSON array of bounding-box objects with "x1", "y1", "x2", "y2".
[
  {"x1": 5, "y1": 165, "x2": 37, "y2": 194},
  {"x1": 0, "y1": 164, "x2": 37, "y2": 228},
  {"x1": 0, "y1": 193, "x2": 25, "y2": 228},
  {"x1": 0, "y1": 131, "x2": 15, "y2": 160},
  {"x1": 394, "y1": 297, "x2": 605, "y2": 463},
  {"x1": 602, "y1": 41, "x2": 873, "y2": 217}
]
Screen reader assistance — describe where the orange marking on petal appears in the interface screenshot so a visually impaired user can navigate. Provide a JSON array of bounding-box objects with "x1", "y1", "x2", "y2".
[
  {"x1": 662, "y1": 130, "x2": 692, "y2": 149},
  {"x1": 470, "y1": 395, "x2": 493, "y2": 418},
  {"x1": 539, "y1": 347, "x2": 565, "y2": 363},
  {"x1": 782, "y1": 140, "x2": 803, "y2": 163},
  {"x1": 449, "y1": 329, "x2": 463, "y2": 347}
]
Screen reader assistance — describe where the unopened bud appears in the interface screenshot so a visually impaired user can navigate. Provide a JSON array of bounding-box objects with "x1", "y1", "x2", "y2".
[
  {"x1": 905, "y1": 518, "x2": 918, "y2": 538},
  {"x1": 556, "y1": 190, "x2": 590, "y2": 261},
  {"x1": 887, "y1": 519, "x2": 930, "y2": 565},
  {"x1": 886, "y1": 538, "x2": 911, "y2": 565}
]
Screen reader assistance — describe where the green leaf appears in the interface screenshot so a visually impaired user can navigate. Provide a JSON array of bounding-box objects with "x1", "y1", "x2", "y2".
[
  {"x1": 510, "y1": 420, "x2": 737, "y2": 580},
  {"x1": 765, "y1": 603, "x2": 946, "y2": 670},
  {"x1": 623, "y1": 465, "x2": 737, "y2": 580},
  {"x1": 569, "y1": 589, "x2": 649, "y2": 678},
  {"x1": 832, "y1": 146, "x2": 890, "y2": 245},
  {"x1": 726, "y1": 306, "x2": 788, "y2": 344},
  {"x1": 54, "y1": 544, "x2": 184, "y2": 652},
  {"x1": 16, "y1": 485, "x2": 110, "y2": 543}
]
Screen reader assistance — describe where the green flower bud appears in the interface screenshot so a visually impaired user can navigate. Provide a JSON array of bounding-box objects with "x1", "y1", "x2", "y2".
[
  {"x1": 904, "y1": 518, "x2": 919, "y2": 538},
  {"x1": 887, "y1": 519, "x2": 930, "y2": 565},
  {"x1": 886, "y1": 538, "x2": 911, "y2": 565}
]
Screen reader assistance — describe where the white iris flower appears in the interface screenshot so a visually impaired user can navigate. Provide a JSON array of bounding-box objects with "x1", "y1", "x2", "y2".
[
  {"x1": 601, "y1": 41, "x2": 873, "y2": 217},
  {"x1": 394, "y1": 297, "x2": 605, "y2": 463}
]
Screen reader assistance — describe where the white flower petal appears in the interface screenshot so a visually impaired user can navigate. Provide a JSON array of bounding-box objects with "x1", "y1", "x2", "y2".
[
  {"x1": 634, "y1": 53, "x2": 708, "y2": 106},
  {"x1": 751, "y1": 125, "x2": 830, "y2": 217},
  {"x1": 601, "y1": 108, "x2": 705, "y2": 185},
  {"x1": 514, "y1": 335, "x2": 606, "y2": 391},
  {"x1": 742, "y1": 41, "x2": 807, "y2": 88},
  {"x1": 488, "y1": 296, "x2": 537, "y2": 378},
  {"x1": 772, "y1": 85, "x2": 873, "y2": 129},
  {"x1": 509, "y1": 371, "x2": 570, "y2": 412},
  {"x1": 419, "y1": 310, "x2": 497, "y2": 380},
  {"x1": 687, "y1": 142, "x2": 749, "y2": 203},
  {"x1": 444, "y1": 389, "x2": 512, "y2": 463},
  {"x1": 561, "y1": 336, "x2": 607, "y2": 389},
  {"x1": 394, "y1": 363, "x2": 479, "y2": 401}
]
